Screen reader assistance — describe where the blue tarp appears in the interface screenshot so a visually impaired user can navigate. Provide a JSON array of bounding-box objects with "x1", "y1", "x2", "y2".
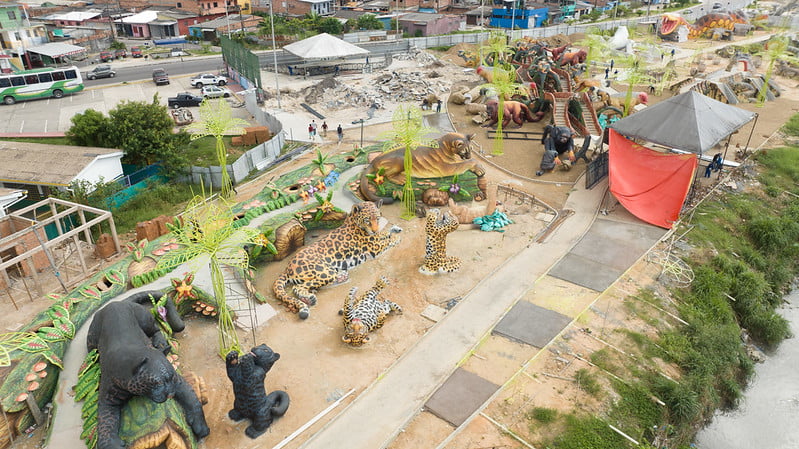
[{"x1": 153, "y1": 37, "x2": 188, "y2": 46}]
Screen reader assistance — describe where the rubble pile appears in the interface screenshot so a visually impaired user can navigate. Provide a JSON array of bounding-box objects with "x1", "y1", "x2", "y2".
[{"x1": 265, "y1": 48, "x2": 482, "y2": 120}]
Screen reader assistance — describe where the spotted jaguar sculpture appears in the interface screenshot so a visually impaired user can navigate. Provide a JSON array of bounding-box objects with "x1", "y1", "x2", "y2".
[
  {"x1": 339, "y1": 276, "x2": 403, "y2": 347},
  {"x1": 226, "y1": 344, "x2": 290, "y2": 438},
  {"x1": 273, "y1": 201, "x2": 402, "y2": 320},
  {"x1": 87, "y1": 291, "x2": 209, "y2": 449},
  {"x1": 420, "y1": 208, "x2": 461, "y2": 275}
]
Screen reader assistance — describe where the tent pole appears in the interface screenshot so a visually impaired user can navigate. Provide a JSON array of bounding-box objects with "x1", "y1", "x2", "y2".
[
  {"x1": 742, "y1": 113, "x2": 759, "y2": 159},
  {"x1": 718, "y1": 137, "x2": 731, "y2": 180}
]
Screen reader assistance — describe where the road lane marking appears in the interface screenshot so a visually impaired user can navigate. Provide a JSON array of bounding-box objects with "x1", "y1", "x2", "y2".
[
  {"x1": 44, "y1": 120, "x2": 48, "y2": 133},
  {"x1": 19, "y1": 121, "x2": 24, "y2": 133}
]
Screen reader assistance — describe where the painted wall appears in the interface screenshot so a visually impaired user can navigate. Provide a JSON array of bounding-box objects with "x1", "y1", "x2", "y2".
[{"x1": 75, "y1": 154, "x2": 124, "y2": 186}]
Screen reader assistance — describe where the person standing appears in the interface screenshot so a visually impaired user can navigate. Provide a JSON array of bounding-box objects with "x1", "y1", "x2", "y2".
[
  {"x1": 308, "y1": 123, "x2": 314, "y2": 140},
  {"x1": 321, "y1": 121, "x2": 328, "y2": 137},
  {"x1": 311, "y1": 120, "x2": 318, "y2": 138},
  {"x1": 337, "y1": 124, "x2": 343, "y2": 144},
  {"x1": 436, "y1": 100, "x2": 442, "y2": 113}
]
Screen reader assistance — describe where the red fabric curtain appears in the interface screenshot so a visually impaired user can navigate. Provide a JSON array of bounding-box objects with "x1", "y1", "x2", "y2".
[{"x1": 608, "y1": 129, "x2": 697, "y2": 229}]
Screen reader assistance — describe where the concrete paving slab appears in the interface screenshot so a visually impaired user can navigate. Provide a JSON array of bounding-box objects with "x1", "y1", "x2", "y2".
[
  {"x1": 549, "y1": 218, "x2": 666, "y2": 291},
  {"x1": 492, "y1": 300, "x2": 572, "y2": 348},
  {"x1": 424, "y1": 368, "x2": 499, "y2": 427},
  {"x1": 548, "y1": 253, "x2": 619, "y2": 291}
]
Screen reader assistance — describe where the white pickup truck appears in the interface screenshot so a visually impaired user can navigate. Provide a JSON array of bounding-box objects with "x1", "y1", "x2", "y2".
[{"x1": 190, "y1": 73, "x2": 227, "y2": 88}]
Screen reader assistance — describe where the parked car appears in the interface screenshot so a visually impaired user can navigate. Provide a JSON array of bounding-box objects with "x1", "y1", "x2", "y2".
[
  {"x1": 152, "y1": 68, "x2": 170, "y2": 85},
  {"x1": 131, "y1": 46, "x2": 143, "y2": 58},
  {"x1": 168, "y1": 92, "x2": 204, "y2": 108},
  {"x1": 114, "y1": 49, "x2": 127, "y2": 59},
  {"x1": 86, "y1": 65, "x2": 116, "y2": 80},
  {"x1": 201, "y1": 85, "x2": 232, "y2": 99},
  {"x1": 712, "y1": 2, "x2": 723, "y2": 9},
  {"x1": 99, "y1": 51, "x2": 114, "y2": 63},
  {"x1": 190, "y1": 73, "x2": 227, "y2": 88}
]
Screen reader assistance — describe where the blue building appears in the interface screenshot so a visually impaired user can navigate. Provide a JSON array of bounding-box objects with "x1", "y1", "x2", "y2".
[{"x1": 489, "y1": 6, "x2": 548, "y2": 29}]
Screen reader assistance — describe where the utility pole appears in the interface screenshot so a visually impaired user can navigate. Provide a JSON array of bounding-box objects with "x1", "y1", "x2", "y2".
[{"x1": 268, "y1": 0, "x2": 281, "y2": 109}]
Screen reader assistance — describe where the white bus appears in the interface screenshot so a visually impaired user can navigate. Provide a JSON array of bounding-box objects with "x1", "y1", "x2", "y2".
[{"x1": 0, "y1": 66, "x2": 84, "y2": 105}]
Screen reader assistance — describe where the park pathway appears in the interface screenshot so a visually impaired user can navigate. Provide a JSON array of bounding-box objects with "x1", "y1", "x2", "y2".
[{"x1": 301, "y1": 176, "x2": 606, "y2": 448}]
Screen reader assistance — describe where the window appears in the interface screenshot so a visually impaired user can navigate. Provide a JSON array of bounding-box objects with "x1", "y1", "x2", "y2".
[
  {"x1": 52, "y1": 71, "x2": 66, "y2": 81},
  {"x1": 7, "y1": 11, "x2": 16, "y2": 20},
  {"x1": 213, "y1": 2, "x2": 218, "y2": 7},
  {"x1": 10, "y1": 77, "x2": 24, "y2": 86},
  {"x1": 0, "y1": 78, "x2": 10, "y2": 88},
  {"x1": 177, "y1": 2, "x2": 182, "y2": 6},
  {"x1": 64, "y1": 70, "x2": 77, "y2": 79},
  {"x1": 24, "y1": 75, "x2": 39, "y2": 84},
  {"x1": 38, "y1": 73, "x2": 53, "y2": 83}
]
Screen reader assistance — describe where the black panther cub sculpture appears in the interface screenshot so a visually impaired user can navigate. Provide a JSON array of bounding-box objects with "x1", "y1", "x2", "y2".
[
  {"x1": 87, "y1": 290, "x2": 210, "y2": 449},
  {"x1": 226, "y1": 344, "x2": 290, "y2": 438}
]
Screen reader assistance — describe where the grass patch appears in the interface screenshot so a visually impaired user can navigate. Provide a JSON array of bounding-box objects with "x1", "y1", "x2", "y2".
[
  {"x1": 1, "y1": 136, "x2": 72, "y2": 145},
  {"x1": 546, "y1": 414, "x2": 627, "y2": 449},
  {"x1": 527, "y1": 407, "x2": 558, "y2": 423},
  {"x1": 111, "y1": 182, "x2": 209, "y2": 234},
  {"x1": 575, "y1": 369, "x2": 603, "y2": 397},
  {"x1": 183, "y1": 136, "x2": 251, "y2": 167},
  {"x1": 782, "y1": 112, "x2": 799, "y2": 136}
]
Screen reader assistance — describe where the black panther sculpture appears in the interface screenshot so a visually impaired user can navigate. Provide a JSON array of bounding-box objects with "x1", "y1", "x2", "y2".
[
  {"x1": 86, "y1": 290, "x2": 210, "y2": 449},
  {"x1": 226, "y1": 344, "x2": 290, "y2": 438}
]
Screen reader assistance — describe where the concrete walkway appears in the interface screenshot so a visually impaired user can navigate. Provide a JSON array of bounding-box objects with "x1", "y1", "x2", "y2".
[{"x1": 301, "y1": 176, "x2": 606, "y2": 448}]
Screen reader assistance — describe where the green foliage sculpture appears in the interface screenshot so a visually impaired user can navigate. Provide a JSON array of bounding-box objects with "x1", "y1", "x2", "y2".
[
  {"x1": 187, "y1": 99, "x2": 249, "y2": 199},
  {"x1": 157, "y1": 196, "x2": 258, "y2": 358},
  {"x1": 379, "y1": 105, "x2": 438, "y2": 219}
]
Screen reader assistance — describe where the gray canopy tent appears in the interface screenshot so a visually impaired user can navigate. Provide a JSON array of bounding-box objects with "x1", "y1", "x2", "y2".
[{"x1": 609, "y1": 90, "x2": 758, "y2": 166}]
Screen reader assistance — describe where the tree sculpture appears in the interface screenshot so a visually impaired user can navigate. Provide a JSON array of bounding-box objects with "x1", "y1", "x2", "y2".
[
  {"x1": 757, "y1": 33, "x2": 791, "y2": 107},
  {"x1": 482, "y1": 65, "x2": 526, "y2": 155},
  {"x1": 157, "y1": 196, "x2": 258, "y2": 358},
  {"x1": 187, "y1": 99, "x2": 249, "y2": 199},
  {"x1": 380, "y1": 105, "x2": 438, "y2": 219}
]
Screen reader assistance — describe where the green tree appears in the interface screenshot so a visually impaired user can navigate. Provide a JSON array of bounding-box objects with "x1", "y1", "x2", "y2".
[
  {"x1": 105, "y1": 95, "x2": 188, "y2": 174},
  {"x1": 157, "y1": 196, "x2": 259, "y2": 358},
  {"x1": 356, "y1": 14, "x2": 384, "y2": 30},
  {"x1": 66, "y1": 109, "x2": 110, "y2": 147},
  {"x1": 186, "y1": 99, "x2": 249, "y2": 199},
  {"x1": 380, "y1": 105, "x2": 438, "y2": 219},
  {"x1": 109, "y1": 40, "x2": 126, "y2": 50},
  {"x1": 318, "y1": 17, "x2": 343, "y2": 35}
]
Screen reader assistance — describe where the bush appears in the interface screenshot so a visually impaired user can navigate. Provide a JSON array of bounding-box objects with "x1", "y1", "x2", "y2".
[
  {"x1": 527, "y1": 407, "x2": 557, "y2": 423},
  {"x1": 782, "y1": 113, "x2": 799, "y2": 136}
]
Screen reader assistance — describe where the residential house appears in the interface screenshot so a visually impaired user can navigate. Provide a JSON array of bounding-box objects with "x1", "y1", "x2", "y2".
[
  {"x1": 116, "y1": 9, "x2": 218, "y2": 38},
  {"x1": 39, "y1": 10, "x2": 103, "y2": 27},
  {"x1": 0, "y1": 141, "x2": 124, "y2": 202},
  {"x1": 0, "y1": 3, "x2": 49, "y2": 69},
  {"x1": 489, "y1": 5, "x2": 548, "y2": 28},
  {"x1": 187, "y1": 13, "x2": 263, "y2": 39},
  {"x1": 282, "y1": 0, "x2": 335, "y2": 16},
  {"x1": 397, "y1": 12, "x2": 463, "y2": 36}
]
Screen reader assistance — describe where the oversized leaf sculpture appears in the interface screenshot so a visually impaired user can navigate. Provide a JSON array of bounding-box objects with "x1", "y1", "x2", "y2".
[
  {"x1": 186, "y1": 99, "x2": 249, "y2": 199},
  {"x1": 156, "y1": 195, "x2": 258, "y2": 357},
  {"x1": 379, "y1": 105, "x2": 439, "y2": 219},
  {"x1": 481, "y1": 65, "x2": 526, "y2": 155}
]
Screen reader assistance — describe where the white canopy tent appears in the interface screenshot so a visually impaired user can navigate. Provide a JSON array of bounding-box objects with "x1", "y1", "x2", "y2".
[{"x1": 283, "y1": 33, "x2": 368, "y2": 62}]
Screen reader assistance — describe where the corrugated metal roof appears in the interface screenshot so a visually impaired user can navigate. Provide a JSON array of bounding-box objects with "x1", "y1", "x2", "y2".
[{"x1": 0, "y1": 141, "x2": 122, "y2": 186}]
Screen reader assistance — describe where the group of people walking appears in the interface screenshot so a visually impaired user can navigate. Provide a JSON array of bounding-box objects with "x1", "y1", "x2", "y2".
[{"x1": 308, "y1": 120, "x2": 344, "y2": 144}]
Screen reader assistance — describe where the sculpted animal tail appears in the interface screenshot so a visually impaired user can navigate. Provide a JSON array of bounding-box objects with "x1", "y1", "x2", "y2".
[
  {"x1": 267, "y1": 390, "x2": 290, "y2": 416},
  {"x1": 359, "y1": 169, "x2": 394, "y2": 204},
  {"x1": 520, "y1": 102, "x2": 537, "y2": 122},
  {"x1": 273, "y1": 273, "x2": 292, "y2": 306}
]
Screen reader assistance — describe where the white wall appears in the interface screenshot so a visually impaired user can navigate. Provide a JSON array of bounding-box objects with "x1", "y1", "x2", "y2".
[{"x1": 74, "y1": 153, "x2": 124, "y2": 186}]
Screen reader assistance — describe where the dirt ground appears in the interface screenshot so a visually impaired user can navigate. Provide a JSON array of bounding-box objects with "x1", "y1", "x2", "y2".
[{"x1": 3, "y1": 31, "x2": 799, "y2": 449}]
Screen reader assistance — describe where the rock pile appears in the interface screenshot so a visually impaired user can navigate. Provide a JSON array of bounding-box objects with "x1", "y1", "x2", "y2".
[{"x1": 277, "y1": 48, "x2": 480, "y2": 115}]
